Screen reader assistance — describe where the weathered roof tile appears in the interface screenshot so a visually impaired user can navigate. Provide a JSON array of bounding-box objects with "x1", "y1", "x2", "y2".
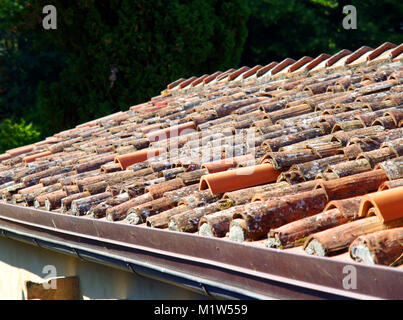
[{"x1": 1, "y1": 42, "x2": 402, "y2": 269}]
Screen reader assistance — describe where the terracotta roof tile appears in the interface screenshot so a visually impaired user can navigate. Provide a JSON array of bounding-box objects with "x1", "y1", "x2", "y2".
[
  {"x1": 309, "y1": 49, "x2": 352, "y2": 74},
  {"x1": 265, "y1": 58, "x2": 295, "y2": 79},
  {"x1": 368, "y1": 42, "x2": 398, "y2": 61},
  {"x1": 304, "y1": 216, "x2": 387, "y2": 256},
  {"x1": 227, "y1": 66, "x2": 250, "y2": 81},
  {"x1": 1, "y1": 42, "x2": 402, "y2": 272},
  {"x1": 199, "y1": 163, "x2": 281, "y2": 195},
  {"x1": 241, "y1": 65, "x2": 263, "y2": 80},
  {"x1": 345, "y1": 46, "x2": 374, "y2": 65},
  {"x1": 358, "y1": 186, "x2": 403, "y2": 223},
  {"x1": 255, "y1": 62, "x2": 278, "y2": 78},
  {"x1": 229, "y1": 188, "x2": 328, "y2": 241},
  {"x1": 304, "y1": 53, "x2": 331, "y2": 71},
  {"x1": 266, "y1": 207, "x2": 354, "y2": 249},
  {"x1": 349, "y1": 227, "x2": 403, "y2": 266},
  {"x1": 287, "y1": 56, "x2": 313, "y2": 74}
]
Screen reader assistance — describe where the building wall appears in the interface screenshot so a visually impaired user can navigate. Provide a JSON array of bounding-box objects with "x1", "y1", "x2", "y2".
[{"x1": 0, "y1": 236, "x2": 210, "y2": 300}]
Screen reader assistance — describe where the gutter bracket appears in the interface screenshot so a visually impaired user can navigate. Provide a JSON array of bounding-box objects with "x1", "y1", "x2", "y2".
[
  {"x1": 126, "y1": 262, "x2": 142, "y2": 278},
  {"x1": 200, "y1": 283, "x2": 216, "y2": 300},
  {"x1": 72, "y1": 248, "x2": 86, "y2": 262},
  {"x1": 32, "y1": 238, "x2": 42, "y2": 248}
]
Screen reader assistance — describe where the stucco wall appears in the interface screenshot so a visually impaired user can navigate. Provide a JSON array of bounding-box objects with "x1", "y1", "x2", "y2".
[{"x1": 0, "y1": 236, "x2": 210, "y2": 300}]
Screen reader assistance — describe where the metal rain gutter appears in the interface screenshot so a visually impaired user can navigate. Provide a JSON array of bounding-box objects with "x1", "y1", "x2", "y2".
[
  {"x1": 0, "y1": 217, "x2": 338, "y2": 300},
  {"x1": 0, "y1": 202, "x2": 401, "y2": 300},
  {"x1": 0, "y1": 223, "x2": 260, "y2": 300}
]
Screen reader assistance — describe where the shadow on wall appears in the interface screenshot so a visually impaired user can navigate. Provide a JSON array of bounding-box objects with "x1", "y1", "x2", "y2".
[{"x1": 0, "y1": 236, "x2": 210, "y2": 300}]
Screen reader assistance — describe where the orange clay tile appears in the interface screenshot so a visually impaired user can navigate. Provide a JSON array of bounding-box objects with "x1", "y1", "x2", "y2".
[
  {"x1": 45, "y1": 136, "x2": 60, "y2": 143},
  {"x1": 167, "y1": 78, "x2": 186, "y2": 90},
  {"x1": 368, "y1": 48, "x2": 397, "y2": 65},
  {"x1": 215, "y1": 68, "x2": 236, "y2": 82},
  {"x1": 0, "y1": 154, "x2": 11, "y2": 161},
  {"x1": 199, "y1": 163, "x2": 282, "y2": 195},
  {"x1": 18, "y1": 183, "x2": 45, "y2": 195},
  {"x1": 390, "y1": 44, "x2": 403, "y2": 59},
  {"x1": 346, "y1": 50, "x2": 374, "y2": 68},
  {"x1": 309, "y1": 50, "x2": 351, "y2": 73},
  {"x1": 6, "y1": 145, "x2": 35, "y2": 157},
  {"x1": 129, "y1": 101, "x2": 152, "y2": 111},
  {"x1": 235, "y1": 189, "x2": 329, "y2": 241},
  {"x1": 345, "y1": 46, "x2": 373, "y2": 64},
  {"x1": 324, "y1": 195, "x2": 363, "y2": 220},
  {"x1": 139, "y1": 123, "x2": 163, "y2": 134},
  {"x1": 256, "y1": 62, "x2": 278, "y2": 77},
  {"x1": 227, "y1": 66, "x2": 250, "y2": 81},
  {"x1": 22, "y1": 151, "x2": 52, "y2": 164},
  {"x1": 190, "y1": 74, "x2": 208, "y2": 87},
  {"x1": 358, "y1": 186, "x2": 403, "y2": 224},
  {"x1": 315, "y1": 169, "x2": 389, "y2": 201},
  {"x1": 266, "y1": 208, "x2": 350, "y2": 249},
  {"x1": 114, "y1": 148, "x2": 165, "y2": 170},
  {"x1": 76, "y1": 121, "x2": 98, "y2": 129},
  {"x1": 242, "y1": 65, "x2": 262, "y2": 79},
  {"x1": 151, "y1": 100, "x2": 168, "y2": 110},
  {"x1": 203, "y1": 71, "x2": 223, "y2": 85},
  {"x1": 349, "y1": 227, "x2": 403, "y2": 266},
  {"x1": 146, "y1": 121, "x2": 196, "y2": 142},
  {"x1": 367, "y1": 42, "x2": 397, "y2": 61},
  {"x1": 201, "y1": 154, "x2": 254, "y2": 174},
  {"x1": 393, "y1": 52, "x2": 403, "y2": 62},
  {"x1": 179, "y1": 77, "x2": 197, "y2": 89},
  {"x1": 270, "y1": 58, "x2": 296, "y2": 75},
  {"x1": 34, "y1": 137, "x2": 59, "y2": 147},
  {"x1": 326, "y1": 49, "x2": 352, "y2": 66},
  {"x1": 378, "y1": 178, "x2": 403, "y2": 191},
  {"x1": 285, "y1": 56, "x2": 312, "y2": 75},
  {"x1": 2, "y1": 41, "x2": 403, "y2": 270},
  {"x1": 304, "y1": 53, "x2": 331, "y2": 71}
]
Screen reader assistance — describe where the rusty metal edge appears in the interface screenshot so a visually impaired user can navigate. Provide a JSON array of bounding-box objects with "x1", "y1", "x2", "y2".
[
  {"x1": 0, "y1": 202, "x2": 401, "y2": 299},
  {"x1": 0, "y1": 219, "x2": 265, "y2": 300},
  {"x1": 0, "y1": 217, "x2": 360, "y2": 300}
]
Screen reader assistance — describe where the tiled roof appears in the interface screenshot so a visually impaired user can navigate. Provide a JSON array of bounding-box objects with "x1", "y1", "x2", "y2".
[{"x1": 0, "y1": 42, "x2": 402, "y2": 270}]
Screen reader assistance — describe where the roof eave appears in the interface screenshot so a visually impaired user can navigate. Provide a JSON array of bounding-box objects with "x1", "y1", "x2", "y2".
[{"x1": 0, "y1": 202, "x2": 401, "y2": 300}]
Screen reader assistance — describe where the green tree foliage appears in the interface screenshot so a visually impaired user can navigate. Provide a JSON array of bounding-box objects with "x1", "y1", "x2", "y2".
[
  {"x1": 0, "y1": 0, "x2": 64, "y2": 141},
  {"x1": 0, "y1": 118, "x2": 40, "y2": 152},
  {"x1": 241, "y1": 0, "x2": 402, "y2": 66},
  {"x1": 0, "y1": 0, "x2": 401, "y2": 151},
  {"x1": 335, "y1": 0, "x2": 403, "y2": 49},
  {"x1": 16, "y1": 0, "x2": 250, "y2": 136},
  {"x1": 242, "y1": 0, "x2": 332, "y2": 66}
]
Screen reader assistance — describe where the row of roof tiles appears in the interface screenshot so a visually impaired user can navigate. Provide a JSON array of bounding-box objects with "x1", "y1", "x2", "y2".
[
  {"x1": 166, "y1": 42, "x2": 402, "y2": 93},
  {"x1": 0, "y1": 42, "x2": 402, "y2": 270}
]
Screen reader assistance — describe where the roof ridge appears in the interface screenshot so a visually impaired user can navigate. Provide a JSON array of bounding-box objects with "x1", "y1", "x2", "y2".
[{"x1": 166, "y1": 42, "x2": 402, "y2": 95}]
